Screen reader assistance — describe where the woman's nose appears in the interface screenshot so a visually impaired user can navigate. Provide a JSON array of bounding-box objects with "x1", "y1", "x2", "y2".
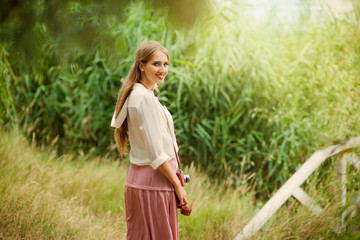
[{"x1": 160, "y1": 65, "x2": 167, "y2": 72}]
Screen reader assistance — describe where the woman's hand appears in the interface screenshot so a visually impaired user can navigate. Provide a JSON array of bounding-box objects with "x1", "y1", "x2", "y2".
[
  {"x1": 175, "y1": 185, "x2": 188, "y2": 207},
  {"x1": 158, "y1": 161, "x2": 188, "y2": 206}
]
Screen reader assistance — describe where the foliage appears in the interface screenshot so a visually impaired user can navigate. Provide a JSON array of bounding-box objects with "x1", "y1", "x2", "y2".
[
  {"x1": 0, "y1": 44, "x2": 15, "y2": 125},
  {"x1": 2, "y1": 1, "x2": 360, "y2": 197},
  {"x1": 160, "y1": 3, "x2": 360, "y2": 196},
  {"x1": 0, "y1": 0, "x2": 210, "y2": 63},
  {"x1": 1, "y1": 128, "x2": 359, "y2": 239}
]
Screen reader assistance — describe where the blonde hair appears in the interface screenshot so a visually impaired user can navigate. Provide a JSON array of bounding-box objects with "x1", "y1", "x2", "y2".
[{"x1": 114, "y1": 40, "x2": 169, "y2": 155}]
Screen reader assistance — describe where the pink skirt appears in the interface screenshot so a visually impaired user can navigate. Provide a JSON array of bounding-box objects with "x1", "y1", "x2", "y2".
[{"x1": 124, "y1": 158, "x2": 179, "y2": 240}]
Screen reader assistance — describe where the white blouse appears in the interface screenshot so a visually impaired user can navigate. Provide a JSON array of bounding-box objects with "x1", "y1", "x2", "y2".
[{"x1": 111, "y1": 83, "x2": 179, "y2": 170}]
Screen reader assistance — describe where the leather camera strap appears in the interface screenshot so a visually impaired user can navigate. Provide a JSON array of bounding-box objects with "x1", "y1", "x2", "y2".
[{"x1": 159, "y1": 102, "x2": 195, "y2": 215}]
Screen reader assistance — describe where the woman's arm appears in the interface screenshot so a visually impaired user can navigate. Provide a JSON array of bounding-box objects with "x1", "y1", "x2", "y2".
[{"x1": 158, "y1": 161, "x2": 188, "y2": 206}]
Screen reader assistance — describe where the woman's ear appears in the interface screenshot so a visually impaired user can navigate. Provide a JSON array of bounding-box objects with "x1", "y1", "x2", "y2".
[{"x1": 138, "y1": 62, "x2": 144, "y2": 72}]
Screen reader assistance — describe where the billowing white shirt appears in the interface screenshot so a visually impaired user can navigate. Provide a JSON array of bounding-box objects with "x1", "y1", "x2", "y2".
[{"x1": 111, "y1": 83, "x2": 179, "y2": 170}]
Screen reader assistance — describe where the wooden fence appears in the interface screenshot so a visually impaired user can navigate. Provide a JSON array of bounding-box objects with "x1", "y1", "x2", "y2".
[{"x1": 233, "y1": 137, "x2": 360, "y2": 240}]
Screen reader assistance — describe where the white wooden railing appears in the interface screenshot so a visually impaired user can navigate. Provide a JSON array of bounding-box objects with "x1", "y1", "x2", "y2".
[{"x1": 234, "y1": 137, "x2": 360, "y2": 240}]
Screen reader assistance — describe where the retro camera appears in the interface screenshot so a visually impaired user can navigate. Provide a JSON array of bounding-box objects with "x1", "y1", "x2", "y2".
[{"x1": 176, "y1": 169, "x2": 190, "y2": 186}]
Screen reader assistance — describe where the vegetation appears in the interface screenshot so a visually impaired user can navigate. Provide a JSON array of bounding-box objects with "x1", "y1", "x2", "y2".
[
  {"x1": 1, "y1": 0, "x2": 360, "y2": 238},
  {"x1": 2, "y1": 1, "x2": 359, "y2": 197},
  {"x1": 0, "y1": 128, "x2": 252, "y2": 239},
  {"x1": 1, "y1": 128, "x2": 359, "y2": 239},
  {"x1": 0, "y1": 44, "x2": 15, "y2": 125},
  {"x1": 0, "y1": 0, "x2": 209, "y2": 63}
]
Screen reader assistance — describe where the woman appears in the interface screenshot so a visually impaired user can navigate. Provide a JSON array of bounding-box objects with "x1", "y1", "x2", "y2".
[{"x1": 111, "y1": 40, "x2": 187, "y2": 239}]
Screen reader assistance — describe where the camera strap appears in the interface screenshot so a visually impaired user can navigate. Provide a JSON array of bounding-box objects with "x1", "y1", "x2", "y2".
[
  {"x1": 159, "y1": 104, "x2": 182, "y2": 170},
  {"x1": 160, "y1": 102, "x2": 195, "y2": 216}
]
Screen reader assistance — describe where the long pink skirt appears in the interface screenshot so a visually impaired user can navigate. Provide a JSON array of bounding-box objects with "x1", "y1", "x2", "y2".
[{"x1": 124, "y1": 158, "x2": 179, "y2": 240}]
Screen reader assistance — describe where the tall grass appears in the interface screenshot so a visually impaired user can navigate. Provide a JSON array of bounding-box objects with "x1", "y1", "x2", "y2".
[
  {"x1": 0, "y1": 44, "x2": 15, "y2": 125},
  {"x1": 1, "y1": 128, "x2": 359, "y2": 239},
  {"x1": 0, "y1": 128, "x2": 253, "y2": 239},
  {"x1": 4, "y1": 0, "x2": 360, "y2": 197},
  {"x1": 161, "y1": 2, "x2": 360, "y2": 196}
]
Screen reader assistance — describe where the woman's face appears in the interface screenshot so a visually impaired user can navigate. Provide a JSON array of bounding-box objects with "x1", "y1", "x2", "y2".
[{"x1": 139, "y1": 50, "x2": 168, "y2": 87}]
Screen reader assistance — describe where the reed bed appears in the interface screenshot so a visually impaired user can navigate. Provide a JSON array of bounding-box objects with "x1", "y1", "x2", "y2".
[{"x1": 2, "y1": 0, "x2": 360, "y2": 198}]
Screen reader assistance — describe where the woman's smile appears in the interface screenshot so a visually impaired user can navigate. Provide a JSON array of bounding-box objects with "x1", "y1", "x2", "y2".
[{"x1": 156, "y1": 73, "x2": 166, "y2": 80}]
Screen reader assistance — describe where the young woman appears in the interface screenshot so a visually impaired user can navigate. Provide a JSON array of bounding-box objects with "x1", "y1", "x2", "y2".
[{"x1": 111, "y1": 40, "x2": 187, "y2": 239}]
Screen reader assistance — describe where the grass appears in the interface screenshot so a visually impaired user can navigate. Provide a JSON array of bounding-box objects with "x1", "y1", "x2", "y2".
[
  {"x1": 0, "y1": 129, "x2": 128, "y2": 239},
  {"x1": 1, "y1": 1, "x2": 360, "y2": 237},
  {"x1": 0, "y1": 128, "x2": 254, "y2": 239},
  {"x1": 1, "y1": 127, "x2": 359, "y2": 239}
]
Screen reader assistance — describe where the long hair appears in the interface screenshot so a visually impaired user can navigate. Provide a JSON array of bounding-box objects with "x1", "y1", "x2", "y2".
[{"x1": 114, "y1": 40, "x2": 169, "y2": 155}]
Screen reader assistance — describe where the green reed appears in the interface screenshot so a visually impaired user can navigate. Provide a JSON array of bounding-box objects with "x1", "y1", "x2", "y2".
[
  {"x1": 0, "y1": 44, "x2": 16, "y2": 125},
  {"x1": 3, "y1": 0, "x2": 360, "y2": 198}
]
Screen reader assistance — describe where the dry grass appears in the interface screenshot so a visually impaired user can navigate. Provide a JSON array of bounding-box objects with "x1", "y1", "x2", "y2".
[
  {"x1": 0, "y1": 128, "x2": 254, "y2": 239},
  {"x1": 0, "y1": 128, "x2": 127, "y2": 239},
  {"x1": 1, "y1": 127, "x2": 358, "y2": 239}
]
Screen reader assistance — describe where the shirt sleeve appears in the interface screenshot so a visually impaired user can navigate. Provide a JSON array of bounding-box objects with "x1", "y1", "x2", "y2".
[{"x1": 129, "y1": 93, "x2": 172, "y2": 170}]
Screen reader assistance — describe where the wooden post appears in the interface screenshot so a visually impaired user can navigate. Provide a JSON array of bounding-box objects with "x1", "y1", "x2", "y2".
[
  {"x1": 292, "y1": 187, "x2": 323, "y2": 215},
  {"x1": 337, "y1": 154, "x2": 347, "y2": 206},
  {"x1": 337, "y1": 152, "x2": 360, "y2": 232},
  {"x1": 343, "y1": 152, "x2": 360, "y2": 171}
]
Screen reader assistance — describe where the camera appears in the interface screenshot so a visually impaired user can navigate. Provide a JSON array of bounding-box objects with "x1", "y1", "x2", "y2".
[{"x1": 176, "y1": 169, "x2": 190, "y2": 187}]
